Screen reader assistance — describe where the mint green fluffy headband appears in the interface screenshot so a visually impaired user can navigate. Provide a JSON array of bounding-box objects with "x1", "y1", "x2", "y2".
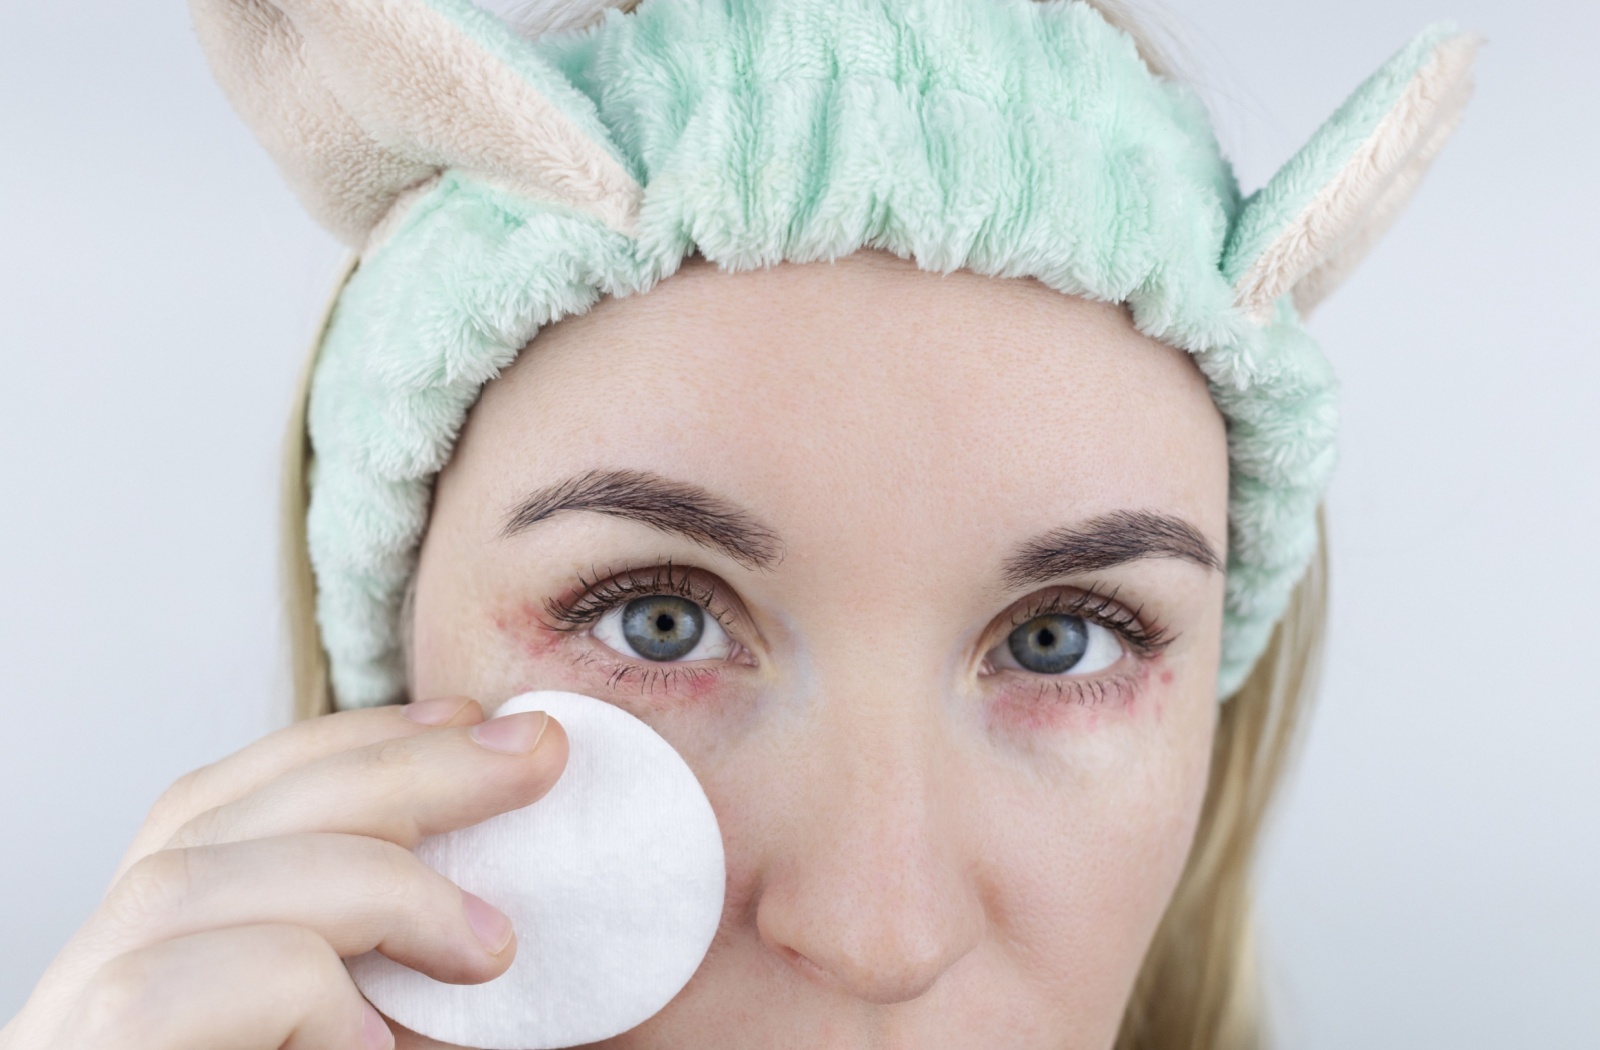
[{"x1": 193, "y1": 0, "x2": 1477, "y2": 709}]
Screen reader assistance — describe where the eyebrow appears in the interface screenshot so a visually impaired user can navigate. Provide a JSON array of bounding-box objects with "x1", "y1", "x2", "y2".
[
  {"x1": 500, "y1": 469, "x2": 784, "y2": 569},
  {"x1": 1002, "y1": 510, "x2": 1222, "y2": 587},
  {"x1": 503, "y1": 474, "x2": 1216, "y2": 582}
]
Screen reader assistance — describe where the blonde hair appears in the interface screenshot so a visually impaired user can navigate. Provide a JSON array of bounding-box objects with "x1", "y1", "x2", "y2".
[
  {"x1": 1116, "y1": 525, "x2": 1325, "y2": 1050},
  {"x1": 280, "y1": 5, "x2": 1324, "y2": 1046}
]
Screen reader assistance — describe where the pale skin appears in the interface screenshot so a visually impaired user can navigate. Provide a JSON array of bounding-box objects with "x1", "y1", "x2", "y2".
[{"x1": 2, "y1": 248, "x2": 1229, "y2": 1049}]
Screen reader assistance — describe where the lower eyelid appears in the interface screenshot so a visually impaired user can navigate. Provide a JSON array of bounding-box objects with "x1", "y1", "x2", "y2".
[
  {"x1": 568, "y1": 646, "x2": 730, "y2": 700},
  {"x1": 1045, "y1": 675, "x2": 1137, "y2": 707},
  {"x1": 987, "y1": 668, "x2": 1145, "y2": 725}
]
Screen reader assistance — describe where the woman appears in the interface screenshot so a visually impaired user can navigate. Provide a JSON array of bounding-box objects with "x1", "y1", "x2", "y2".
[{"x1": 0, "y1": 0, "x2": 1476, "y2": 1046}]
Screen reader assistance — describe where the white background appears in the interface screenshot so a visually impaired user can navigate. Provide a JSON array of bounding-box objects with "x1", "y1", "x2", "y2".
[{"x1": 1, "y1": 0, "x2": 1595, "y2": 1044}]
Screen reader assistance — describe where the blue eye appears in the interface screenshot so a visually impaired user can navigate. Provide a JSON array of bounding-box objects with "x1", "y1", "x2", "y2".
[
  {"x1": 593, "y1": 595, "x2": 733, "y2": 663},
  {"x1": 621, "y1": 596, "x2": 702, "y2": 660},
  {"x1": 1000, "y1": 613, "x2": 1123, "y2": 676},
  {"x1": 1008, "y1": 614, "x2": 1087, "y2": 673}
]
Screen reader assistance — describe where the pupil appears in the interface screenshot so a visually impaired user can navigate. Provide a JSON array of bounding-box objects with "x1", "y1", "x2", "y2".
[
  {"x1": 1007, "y1": 614, "x2": 1089, "y2": 674},
  {"x1": 621, "y1": 596, "x2": 705, "y2": 661}
]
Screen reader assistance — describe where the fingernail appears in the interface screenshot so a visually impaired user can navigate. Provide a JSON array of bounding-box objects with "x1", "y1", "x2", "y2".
[
  {"x1": 469, "y1": 710, "x2": 550, "y2": 755},
  {"x1": 462, "y1": 890, "x2": 515, "y2": 954},
  {"x1": 360, "y1": 1000, "x2": 394, "y2": 1050},
  {"x1": 401, "y1": 696, "x2": 471, "y2": 725}
]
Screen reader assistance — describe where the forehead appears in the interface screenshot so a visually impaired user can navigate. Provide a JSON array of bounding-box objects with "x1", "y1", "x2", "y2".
[{"x1": 454, "y1": 249, "x2": 1228, "y2": 546}]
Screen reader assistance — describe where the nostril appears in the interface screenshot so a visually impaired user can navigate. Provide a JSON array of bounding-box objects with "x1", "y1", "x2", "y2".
[
  {"x1": 765, "y1": 920, "x2": 975, "y2": 1005},
  {"x1": 776, "y1": 944, "x2": 835, "y2": 987}
]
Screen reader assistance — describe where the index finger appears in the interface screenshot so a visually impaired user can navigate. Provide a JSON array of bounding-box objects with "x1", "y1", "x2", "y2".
[{"x1": 114, "y1": 697, "x2": 486, "y2": 882}]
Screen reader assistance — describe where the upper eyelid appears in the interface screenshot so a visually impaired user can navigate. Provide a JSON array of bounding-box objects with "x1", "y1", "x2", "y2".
[
  {"x1": 541, "y1": 563, "x2": 1171, "y2": 658},
  {"x1": 1007, "y1": 587, "x2": 1125, "y2": 625},
  {"x1": 996, "y1": 584, "x2": 1174, "y2": 655},
  {"x1": 542, "y1": 563, "x2": 747, "y2": 634}
]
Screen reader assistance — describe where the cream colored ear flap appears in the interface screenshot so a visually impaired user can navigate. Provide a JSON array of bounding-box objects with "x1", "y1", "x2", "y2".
[
  {"x1": 1222, "y1": 23, "x2": 1480, "y2": 323},
  {"x1": 189, "y1": 0, "x2": 643, "y2": 246}
]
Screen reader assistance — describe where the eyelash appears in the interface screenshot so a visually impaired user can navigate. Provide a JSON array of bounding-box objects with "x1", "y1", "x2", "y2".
[
  {"x1": 567, "y1": 647, "x2": 723, "y2": 693},
  {"x1": 535, "y1": 562, "x2": 1174, "y2": 703},
  {"x1": 1003, "y1": 583, "x2": 1174, "y2": 660},
  {"x1": 536, "y1": 561, "x2": 742, "y2": 697},
  {"x1": 539, "y1": 560, "x2": 736, "y2": 635}
]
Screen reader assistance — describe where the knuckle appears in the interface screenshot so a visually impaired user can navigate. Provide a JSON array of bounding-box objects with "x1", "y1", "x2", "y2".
[
  {"x1": 269, "y1": 921, "x2": 337, "y2": 966},
  {"x1": 146, "y1": 767, "x2": 210, "y2": 829},
  {"x1": 357, "y1": 836, "x2": 425, "y2": 905},
  {"x1": 366, "y1": 733, "x2": 419, "y2": 774},
  {"x1": 364, "y1": 735, "x2": 422, "y2": 783},
  {"x1": 265, "y1": 924, "x2": 349, "y2": 1002},
  {"x1": 223, "y1": 924, "x2": 346, "y2": 1005},
  {"x1": 105, "y1": 850, "x2": 195, "y2": 934},
  {"x1": 163, "y1": 804, "x2": 225, "y2": 851}
]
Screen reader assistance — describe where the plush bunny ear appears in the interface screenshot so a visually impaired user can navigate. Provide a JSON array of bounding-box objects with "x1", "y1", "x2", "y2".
[
  {"x1": 1222, "y1": 23, "x2": 1480, "y2": 322},
  {"x1": 189, "y1": 0, "x2": 642, "y2": 246}
]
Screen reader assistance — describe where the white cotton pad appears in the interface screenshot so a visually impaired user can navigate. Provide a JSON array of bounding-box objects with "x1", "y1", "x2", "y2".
[{"x1": 347, "y1": 690, "x2": 726, "y2": 1049}]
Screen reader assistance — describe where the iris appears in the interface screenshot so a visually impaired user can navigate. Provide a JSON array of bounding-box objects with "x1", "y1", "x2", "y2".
[
  {"x1": 620, "y1": 595, "x2": 706, "y2": 661},
  {"x1": 1008, "y1": 614, "x2": 1090, "y2": 674}
]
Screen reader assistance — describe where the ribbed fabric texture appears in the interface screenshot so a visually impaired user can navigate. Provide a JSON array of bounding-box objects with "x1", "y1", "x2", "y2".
[{"x1": 308, "y1": 0, "x2": 1354, "y2": 706}]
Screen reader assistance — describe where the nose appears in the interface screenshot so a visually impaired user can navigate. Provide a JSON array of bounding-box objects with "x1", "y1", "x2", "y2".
[{"x1": 753, "y1": 711, "x2": 986, "y2": 1005}]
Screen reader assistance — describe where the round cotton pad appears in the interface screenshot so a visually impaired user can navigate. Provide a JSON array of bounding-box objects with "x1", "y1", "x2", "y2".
[{"x1": 347, "y1": 690, "x2": 726, "y2": 1049}]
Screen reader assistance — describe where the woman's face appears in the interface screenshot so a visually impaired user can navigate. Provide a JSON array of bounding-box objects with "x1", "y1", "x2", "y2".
[{"x1": 410, "y1": 248, "x2": 1229, "y2": 1049}]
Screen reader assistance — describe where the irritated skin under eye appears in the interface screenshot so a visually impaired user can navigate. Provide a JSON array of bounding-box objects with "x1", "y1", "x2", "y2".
[
  {"x1": 985, "y1": 658, "x2": 1166, "y2": 732},
  {"x1": 484, "y1": 558, "x2": 1181, "y2": 731}
]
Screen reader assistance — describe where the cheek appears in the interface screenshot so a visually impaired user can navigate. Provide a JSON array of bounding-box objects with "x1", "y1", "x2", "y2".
[
  {"x1": 410, "y1": 579, "x2": 574, "y2": 706},
  {"x1": 982, "y1": 690, "x2": 1215, "y2": 1015},
  {"x1": 407, "y1": 592, "x2": 476, "y2": 702}
]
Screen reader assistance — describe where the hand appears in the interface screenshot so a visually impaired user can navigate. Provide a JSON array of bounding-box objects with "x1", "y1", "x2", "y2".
[{"x1": 0, "y1": 696, "x2": 567, "y2": 1050}]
